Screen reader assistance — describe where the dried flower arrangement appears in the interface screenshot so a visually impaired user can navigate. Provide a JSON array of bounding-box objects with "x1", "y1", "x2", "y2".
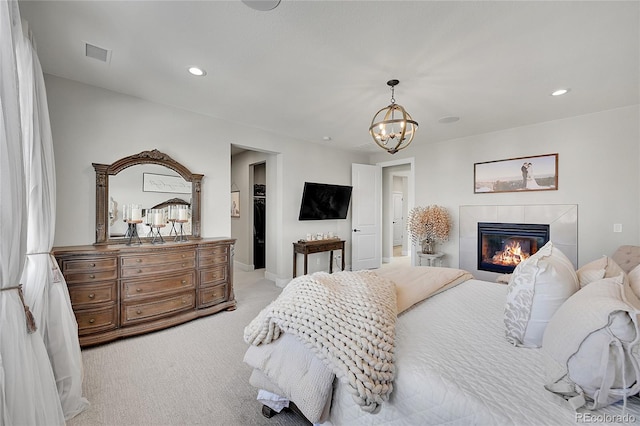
[{"x1": 407, "y1": 205, "x2": 451, "y2": 252}]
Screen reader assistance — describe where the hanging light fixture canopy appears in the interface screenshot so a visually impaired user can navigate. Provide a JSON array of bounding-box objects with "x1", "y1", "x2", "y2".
[{"x1": 369, "y1": 79, "x2": 418, "y2": 154}]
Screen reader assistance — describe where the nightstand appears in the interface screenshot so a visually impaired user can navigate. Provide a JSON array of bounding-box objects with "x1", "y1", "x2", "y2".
[{"x1": 416, "y1": 252, "x2": 445, "y2": 267}]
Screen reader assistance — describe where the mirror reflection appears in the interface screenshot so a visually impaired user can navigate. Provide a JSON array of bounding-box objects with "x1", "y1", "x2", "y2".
[{"x1": 109, "y1": 164, "x2": 193, "y2": 239}]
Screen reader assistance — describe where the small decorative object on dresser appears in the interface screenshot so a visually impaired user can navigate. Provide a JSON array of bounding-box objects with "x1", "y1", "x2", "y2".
[
  {"x1": 53, "y1": 238, "x2": 236, "y2": 347},
  {"x1": 407, "y1": 205, "x2": 451, "y2": 255}
]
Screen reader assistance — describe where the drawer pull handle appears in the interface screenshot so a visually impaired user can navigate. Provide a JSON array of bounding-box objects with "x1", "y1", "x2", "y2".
[
  {"x1": 89, "y1": 274, "x2": 95, "y2": 279},
  {"x1": 136, "y1": 309, "x2": 142, "y2": 315},
  {"x1": 90, "y1": 263, "x2": 96, "y2": 267},
  {"x1": 182, "y1": 299, "x2": 187, "y2": 304},
  {"x1": 136, "y1": 288, "x2": 142, "y2": 292},
  {"x1": 182, "y1": 254, "x2": 186, "y2": 258},
  {"x1": 182, "y1": 263, "x2": 186, "y2": 267},
  {"x1": 88, "y1": 293, "x2": 95, "y2": 299},
  {"x1": 136, "y1": 259, "x2": 142, "y2": 263},
  {"x1": 137, "y1": 269, "x2": 142, "y2": 274},
  {"x1": 88, "y1": 318, "x2": 95, "y2": 324},
  {"x1": 181, "y1": 280, "x2": 186, "y2": 284}
]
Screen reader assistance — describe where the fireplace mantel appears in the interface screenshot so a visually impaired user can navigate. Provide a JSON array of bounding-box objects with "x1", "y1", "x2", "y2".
[{"x1": 459, "y1": 205, "x2": 577, "y2": 282}]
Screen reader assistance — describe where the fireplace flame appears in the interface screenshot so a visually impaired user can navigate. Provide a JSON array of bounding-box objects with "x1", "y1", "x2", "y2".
[{"x1": 492, "y1": 241, "x2": 530, "y2": 266}]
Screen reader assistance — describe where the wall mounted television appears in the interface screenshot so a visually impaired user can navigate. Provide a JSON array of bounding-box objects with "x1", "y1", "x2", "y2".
[{"x1": 298, "y1": 182, "x2": 353, "y2": 221}]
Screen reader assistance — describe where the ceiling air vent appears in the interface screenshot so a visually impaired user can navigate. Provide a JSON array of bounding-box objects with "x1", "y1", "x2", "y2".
[{"x1": 84, "y1": 41, "x2": 111, "y2": 64}]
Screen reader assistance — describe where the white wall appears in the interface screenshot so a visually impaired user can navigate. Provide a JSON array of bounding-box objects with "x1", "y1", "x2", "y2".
[
  {"x1": 46, "y1": 75, "x2": 369, "y2": 285},
  {"x1": 369, "y1": 105, "x2": 640, "y2": 268}
]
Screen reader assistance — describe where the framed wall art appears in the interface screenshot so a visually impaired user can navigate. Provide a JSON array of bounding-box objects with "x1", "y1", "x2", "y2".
[
  {"x1": 231, "y1": 191, "x2": 240, "y2": 217},
  {"x1": 474, "y1": 153, "x2": 558, "y2": 194},
  {"x1": 142, "y1": 173, "x2": 192, "y2": 194}
]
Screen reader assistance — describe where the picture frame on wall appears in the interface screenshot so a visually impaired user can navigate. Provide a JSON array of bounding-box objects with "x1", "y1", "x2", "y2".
[
  {"x1": 142, "y1": 172, "x2": 192, "y2": 194},
  {"x1": 474, "y1": 153, "x2": 558, "y2": 194},
  {"x1": 231, "y1": 191, "x2": 240, "y2": 217}
]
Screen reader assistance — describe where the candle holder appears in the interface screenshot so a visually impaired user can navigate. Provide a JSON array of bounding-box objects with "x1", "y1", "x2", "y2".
[
  {"x1": 150, "y1": 224, "x2": 166, "y2": 244},
  {"x1": 148, "y1": 208, "x2": 167, "y2": 244},
  {"x1": 168, "y1": 218, "x2": 178, "y2": 237},
  {"x1": 174, "y1": 220, "x2": 188, "y2": 242},
  {"x1": 125, "y1": 220, "x2": 142, "y2": 245},
  {"x1": 123, "y1": 203, "x2": 143, "y2": 245}
]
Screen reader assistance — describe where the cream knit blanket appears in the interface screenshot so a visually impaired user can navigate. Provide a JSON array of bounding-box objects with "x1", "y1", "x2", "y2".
[{"x1": 244, "y1": 270, "x2": 397, "y2": 413}]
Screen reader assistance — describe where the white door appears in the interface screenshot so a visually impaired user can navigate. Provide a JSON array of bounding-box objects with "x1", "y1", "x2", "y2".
[
  {"x1": 392, "y1": 192, "x2": 403, "y2": 246},
  {"x1": 351, "y1": 164, "x2": 381, "y2": 270}
]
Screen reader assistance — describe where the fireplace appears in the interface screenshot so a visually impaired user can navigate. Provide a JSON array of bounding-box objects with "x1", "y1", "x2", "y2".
[{"x1": 477, "y1": 222, "x2": 550, "y2": 274}]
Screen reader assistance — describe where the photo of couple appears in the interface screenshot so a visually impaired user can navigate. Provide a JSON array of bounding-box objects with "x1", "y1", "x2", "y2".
[
  {"x1": 520, "y1": 161, "x2": 543, "y2": 189},
  {"x1": 474, "y1": 154, "x2": 558, "y2": 193}
]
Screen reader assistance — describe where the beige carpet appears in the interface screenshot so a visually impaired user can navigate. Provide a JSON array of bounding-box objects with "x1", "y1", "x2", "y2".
[{"x1": 67, "y1": 269, "x2": 306, "y2": 426}]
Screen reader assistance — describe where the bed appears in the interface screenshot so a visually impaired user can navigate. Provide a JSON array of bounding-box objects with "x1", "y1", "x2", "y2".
[{"x1": 244, "y1": 245, "x2": 640, "y2": 425}]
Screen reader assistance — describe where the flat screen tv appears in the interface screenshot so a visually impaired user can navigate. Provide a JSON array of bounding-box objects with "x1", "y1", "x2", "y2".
[{"x1": 298, "y1": 182, "x2": 353, "y2": 220}]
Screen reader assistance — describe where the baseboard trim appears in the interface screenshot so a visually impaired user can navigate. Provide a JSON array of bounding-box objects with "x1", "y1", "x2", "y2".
[{"x1": 234, "y1": 261, "x2": 254, "y2": 272}]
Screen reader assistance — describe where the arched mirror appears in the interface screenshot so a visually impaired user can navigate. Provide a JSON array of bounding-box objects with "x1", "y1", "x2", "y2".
[{"x1": 93, "y1": 149, "x2": 202, "y2": 245}]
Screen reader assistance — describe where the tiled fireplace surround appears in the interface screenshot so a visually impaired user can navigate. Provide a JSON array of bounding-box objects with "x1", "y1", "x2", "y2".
[{"x1": 459, "y1": 204, "x2": 578, "y2": 282}]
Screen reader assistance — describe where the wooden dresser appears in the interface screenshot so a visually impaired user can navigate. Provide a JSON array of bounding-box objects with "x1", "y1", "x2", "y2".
[{"x1": 53, "y1": 238, "x2": 235, "y2": 347}]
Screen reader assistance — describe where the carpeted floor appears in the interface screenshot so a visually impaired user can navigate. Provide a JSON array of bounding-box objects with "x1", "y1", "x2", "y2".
[{"x1": 67, "y1": 269, "x2": 306, "y2": 426}]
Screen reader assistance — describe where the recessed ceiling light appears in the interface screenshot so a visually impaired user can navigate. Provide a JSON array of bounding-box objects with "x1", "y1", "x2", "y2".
[
  {"x1": 322, "y1": 136, "x2": 332, "y2": 142},
  {"x1": 188, "y1": 67, "x2": 206, "y2": 77},
  {"x1": 242, "y1": 0, "x2": 281, "y2": 11},
  {"x1": 438, "y1": 116, "x2": 460, "y2": 124},
  {"x1": 551, "y1": 88, "x2": 570, "y2": 96}
]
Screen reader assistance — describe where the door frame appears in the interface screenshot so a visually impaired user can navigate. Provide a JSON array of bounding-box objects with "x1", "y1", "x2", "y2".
[{"x1": 378, "y1": 157, "x2": 415, "y2": 265}]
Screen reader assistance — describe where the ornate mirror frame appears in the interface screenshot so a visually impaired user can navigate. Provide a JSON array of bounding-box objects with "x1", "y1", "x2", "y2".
[{"x1": 93, "y1": 149, "x2": 203, "y2": 245}]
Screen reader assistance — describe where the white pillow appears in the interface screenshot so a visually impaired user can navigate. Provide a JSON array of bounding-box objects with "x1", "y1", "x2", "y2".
[
  {"x1": 542, "y1": 275, "x2": 640, "y2": 409},
  {"x1": 628, "y1": 264, "x2": 640, "y2": 299},
  {"x1": 504, "y1": 241, "x2": 579, "y2": 347},
  {"x1": 576, "y1": 256, "x2": 625, "y2": 288}
]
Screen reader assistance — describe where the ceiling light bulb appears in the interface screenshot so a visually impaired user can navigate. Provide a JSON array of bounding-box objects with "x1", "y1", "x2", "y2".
[
  {"x1": 551, "y1": 88, "x2": 570, "y2": 96},
  {"x1": 188, "y1": 67, "x2": 206, "y2": 77}
]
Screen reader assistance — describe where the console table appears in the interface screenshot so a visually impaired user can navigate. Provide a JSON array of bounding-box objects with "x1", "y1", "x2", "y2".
[{"x1": 292, "y1": 239, "x2": 345, "y2": 278}]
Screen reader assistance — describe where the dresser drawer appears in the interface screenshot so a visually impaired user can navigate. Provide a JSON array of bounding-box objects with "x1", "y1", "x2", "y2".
[
  {"x1": 198, "y1": 245, "x2": 229, "y2": 267},
  {"x1": 68, "y1": 281, "x2": 117, "y2": 307},
  {"x1": 64, "y1": 270, "x2": 118, "y2": 284},
  {"x1": 75, "y1": 304, "x2": 118, "y2": 335},
  {"x1": 122, "y1": 271, "x2": 195, "y2": 300},
  {"x1": 121, "y1": 259, "x2": 196, "y2": 277},
  {"x1": 199, "y1": 284, "x2": 227, "y2": 308},
  {"x1": 122, "y1": 291, "x2": 195, "y2": 325},
  {"x1": 64, "y1": 257, "x2": 117, "y2": 273},
  {"x1": 199, "y1": 265, "x2": 228, "y2": 287},
  {"x1": 121, "y1": 250, "x2": 195, "y2": 268}
]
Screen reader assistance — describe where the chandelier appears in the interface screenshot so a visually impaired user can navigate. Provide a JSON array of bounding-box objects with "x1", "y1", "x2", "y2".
[{"x1": 369, "y1": 79, "x2": 418, "y2": 154}]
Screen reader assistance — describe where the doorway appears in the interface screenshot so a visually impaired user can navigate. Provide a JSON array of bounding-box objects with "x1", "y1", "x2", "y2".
[
  {"x1": 380, "y1": 160, "x2": 413, "y2": 266},
  {"x1": 230, "y1": 146, "x2": 275, "y2": 274},
  {"x1": 253, "y1": 162, "x2": 266, "y2": 269}
]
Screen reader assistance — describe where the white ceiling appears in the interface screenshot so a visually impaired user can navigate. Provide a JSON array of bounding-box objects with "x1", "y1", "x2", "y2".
[{"x1": 18, "y1": 1, "x2": 639, "y2": 153}]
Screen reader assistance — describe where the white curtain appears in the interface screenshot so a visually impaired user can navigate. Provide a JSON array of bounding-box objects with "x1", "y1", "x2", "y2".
[
  {"x1": 17, "y1": 17, "x2": 90, "y2": 420},
  {"x1": 0, "y1": 1, "x2": 65, "y2": 424}
]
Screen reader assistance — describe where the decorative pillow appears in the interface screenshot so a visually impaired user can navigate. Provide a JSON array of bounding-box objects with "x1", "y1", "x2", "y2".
[
  {"x1": 504, "y1": 241, "x2": 579, "y2": 347},
  {"x1": 542, "y1": 275, "x2": 640, "y2": 410},
  {"x1": 628, "y1": 264, "x2": 640, "y2": 299},
  {"x1": 576, "y1": 256, "x2": 625, "y2": 288}
]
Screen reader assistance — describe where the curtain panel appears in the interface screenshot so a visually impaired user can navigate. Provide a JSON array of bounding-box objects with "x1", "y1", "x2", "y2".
[{"x1": 1, "y1": 1, "x2": 84, "y2": 423}]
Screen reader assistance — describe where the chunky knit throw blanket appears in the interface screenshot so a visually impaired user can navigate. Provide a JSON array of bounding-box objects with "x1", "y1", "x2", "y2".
[{"x1": 244, "y1": 270, "x2": 397, "y2": 413}]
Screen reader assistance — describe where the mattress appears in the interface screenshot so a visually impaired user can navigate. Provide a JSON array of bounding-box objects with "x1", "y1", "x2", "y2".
[{"x1": 327, "y1": 279, "x2": 640, "y2": 425}]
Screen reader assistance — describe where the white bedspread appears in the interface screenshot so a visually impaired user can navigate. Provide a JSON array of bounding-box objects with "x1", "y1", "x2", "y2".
[{"x1": 328, "y1": 279, "x2": 640, "y2": 425}]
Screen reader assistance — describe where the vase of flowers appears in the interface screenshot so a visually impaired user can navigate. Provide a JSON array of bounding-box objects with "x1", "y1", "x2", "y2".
[{"x1": 407, "y1": 205, "x2": 451, "y2": 254}]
